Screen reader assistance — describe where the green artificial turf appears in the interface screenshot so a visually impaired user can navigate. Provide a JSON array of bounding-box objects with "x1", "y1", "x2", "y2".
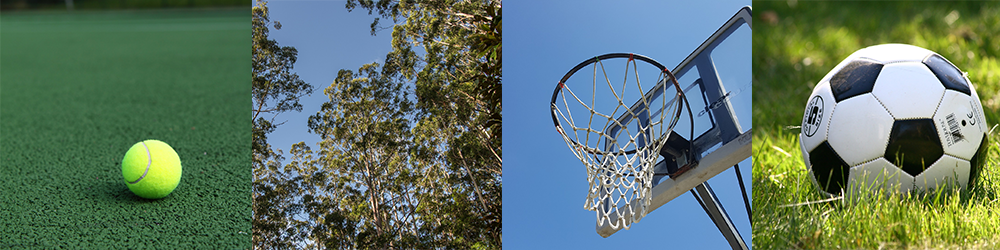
[
  {"x1": 752, "y1": 1, "x2": 1000, "y2": 249},
  {"x1": 1, "y1": 8, "x2": 250, "y2": 248}
]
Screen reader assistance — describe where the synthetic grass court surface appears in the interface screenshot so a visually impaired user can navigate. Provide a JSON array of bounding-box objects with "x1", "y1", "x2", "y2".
[
  {"x1": 1, "y1": 9, "x2": 250, "y2": 248},
  {"x1": 752, "y1": 1, "x2": 1000, "y2": 249}
]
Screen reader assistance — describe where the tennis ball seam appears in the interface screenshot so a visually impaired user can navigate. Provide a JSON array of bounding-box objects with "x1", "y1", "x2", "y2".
[{"x1": 126, "y1": 141, "x2": 152, "y2": 184}]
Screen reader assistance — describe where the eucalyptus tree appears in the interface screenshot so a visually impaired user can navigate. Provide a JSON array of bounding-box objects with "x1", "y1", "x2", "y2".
[{"x1": 251, "y1": 1, "x2": 313, "y2": 248}]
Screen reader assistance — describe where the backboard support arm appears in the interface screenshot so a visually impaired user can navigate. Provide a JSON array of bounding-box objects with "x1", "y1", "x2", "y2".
[{"x1": 692, "y1": 182, "x2": 749, "y2": 250}]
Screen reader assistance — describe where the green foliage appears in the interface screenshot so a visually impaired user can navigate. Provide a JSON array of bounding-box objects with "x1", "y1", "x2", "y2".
[
  {"x1": 252, "y1": 0, "x2": 313, "y2": 155},
  {"x1": 753, "y1": 1, "x2": 1000, "y2": 249},
  {"x1": 252, "y1": 0, "x2": 500, "y2": 247},
  {"x1": 265, "y1": 0, "x2": 503, "y2": 248},
  {"x1": 251, "y1": 0, "x2": 313, "y2": 168},
  {"x1": 251, "y1": 1, "x2": 314, "y2": 248},
  {"x1": 300, "y1": 63, "x2": 422, "y2": 249},
  {"x1": 349, "y1": 0, "x2": 501, "y2": 247},
  {"x1": 348, "y1": 0, "x2": 503, "y2": 145}
]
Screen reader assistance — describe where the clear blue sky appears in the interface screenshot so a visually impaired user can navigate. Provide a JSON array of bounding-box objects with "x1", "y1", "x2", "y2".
[{"x1": 504, "y1": 1, "x2": 753, "y2": 249}]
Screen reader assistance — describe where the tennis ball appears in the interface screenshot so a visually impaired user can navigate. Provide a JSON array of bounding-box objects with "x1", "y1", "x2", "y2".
[{"x1": 121, "y1": 140, "x2": 182, "y2": 199}]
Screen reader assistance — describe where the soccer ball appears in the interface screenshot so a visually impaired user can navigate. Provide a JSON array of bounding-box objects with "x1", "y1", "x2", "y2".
[{"x1": 799, "y1": 44, "x2": 989, "y2": 196}]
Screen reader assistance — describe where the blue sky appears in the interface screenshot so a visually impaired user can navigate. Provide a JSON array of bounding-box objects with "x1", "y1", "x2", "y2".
[
  {"x1": 504, "y1": 1, "x2": 752, "y2": 249},
  {"x1": 263, "y1": 0, "x2": 752, "y2": 248}
]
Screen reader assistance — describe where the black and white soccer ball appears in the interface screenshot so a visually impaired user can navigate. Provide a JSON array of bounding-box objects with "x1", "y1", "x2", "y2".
[{"x1": 799, "y1": 44, "x2": 989, "y2": 196}]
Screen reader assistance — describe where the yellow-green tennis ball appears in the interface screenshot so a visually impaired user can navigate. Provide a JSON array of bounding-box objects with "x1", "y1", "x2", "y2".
[{"x1": 122, "y1": 140, "x2": 182, "y2": 199}]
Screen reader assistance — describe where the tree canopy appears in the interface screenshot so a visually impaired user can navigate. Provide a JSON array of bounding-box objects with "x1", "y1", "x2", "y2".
[
  {"x1": 252, "y1": 0, "x2": 501, "y2": 248},
  {"x1": 343, "y1": 0, "x2": 502, "y2": 246},
  {"x1": 251, "y1": 1, "x2": 314, "y2": 248}
]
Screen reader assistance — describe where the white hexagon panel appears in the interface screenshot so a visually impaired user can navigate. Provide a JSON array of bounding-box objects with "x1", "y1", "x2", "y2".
[
  {"x1": 914, "y1": 154, "x2": 971, "y2": 191},
  {"x1": 872, "y1": 62, "x2": 945, "y2": 120},
  {"x1": 827, "y1": 93, "x2": 895, "y2": 166},
  {"x1": 848, "y1": 157, "x2": 915, "y2": 198},
  {"x1": 933, "y1": 90, "x2": 988, "y2": 160}
]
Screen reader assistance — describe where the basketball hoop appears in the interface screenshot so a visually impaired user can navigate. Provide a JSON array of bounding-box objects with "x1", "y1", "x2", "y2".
[{"x1": 550, "y1": 53, "x2": 693, "y2": 230}]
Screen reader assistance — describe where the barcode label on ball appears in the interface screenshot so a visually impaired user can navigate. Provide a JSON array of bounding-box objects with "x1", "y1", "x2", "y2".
[{"x1": 945, "y1": 113, "x2": 963, "y2": 145}]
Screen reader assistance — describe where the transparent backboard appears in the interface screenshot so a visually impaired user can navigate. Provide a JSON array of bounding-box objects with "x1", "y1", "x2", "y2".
[
  {"x1": 600, "y1": 6, "x2": 752, "y2": 236},
  {"x1": 610, "y1": 6, "x2": 752, "y2": 159}
]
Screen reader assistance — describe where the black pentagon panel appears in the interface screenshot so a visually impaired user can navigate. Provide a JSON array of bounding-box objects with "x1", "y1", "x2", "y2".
[
  {"x1": 830, "y1": 59, "x2": 883, "y2": 102},
  {"x1": 885, "y1": 119, "x2": 944, "y2": 177},
  {"x1": 810, "y1": 141, "x2": 851, "y2": 194},
  {"x1": 969, "y1": 135, "x2": 989, "y2": 186},
  {"x1": 923, "y1": 54, "x2": 972, "y2": 95}
]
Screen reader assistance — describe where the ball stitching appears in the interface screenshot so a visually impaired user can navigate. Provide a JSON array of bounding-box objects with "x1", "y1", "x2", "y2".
[{"x1": 127, "y1": 141, "x2": 152, "y2": 184}]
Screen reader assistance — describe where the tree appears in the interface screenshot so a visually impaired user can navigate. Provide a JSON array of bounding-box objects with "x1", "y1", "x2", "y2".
[
  {"x1": 251, "y1": 1, "x2": 313, "y2": 248},
  {"x1": 253, "y1": 0, "x2": 502, "y2": 248},
  {"x1": 304, "y1": 63, "x2": 423, "y2": 249},
  {"x1": 345, "y1": 0, "x2": 502, "y2": 247}
]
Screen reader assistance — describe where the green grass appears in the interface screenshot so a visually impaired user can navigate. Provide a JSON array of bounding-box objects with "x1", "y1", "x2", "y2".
[
  {"x1": 1, "y1": 9, "x2": 251, "y2": 248},
  {"x1": 752, "y1": 1, "x2": 1000, "y2": 249}
]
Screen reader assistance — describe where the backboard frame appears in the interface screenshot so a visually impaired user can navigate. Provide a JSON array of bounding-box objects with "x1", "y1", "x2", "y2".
[{"x1": 596, "y1": 6, "x2": 753, "y2": 245}]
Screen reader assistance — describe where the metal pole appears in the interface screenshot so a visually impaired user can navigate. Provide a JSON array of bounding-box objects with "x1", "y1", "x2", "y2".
[{"x1": 691, "y1": 182, "x2": 748, "y2": 250}]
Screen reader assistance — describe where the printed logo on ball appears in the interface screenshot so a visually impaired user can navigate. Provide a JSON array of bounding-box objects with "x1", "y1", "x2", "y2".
[{"x1": 802, "y1": 96, "x2": 824, "y2": 137}]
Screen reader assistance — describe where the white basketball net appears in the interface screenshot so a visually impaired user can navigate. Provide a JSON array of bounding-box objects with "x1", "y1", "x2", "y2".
[{"x1": 552, "y1": 56, "x2": 683, "y2": 231}]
